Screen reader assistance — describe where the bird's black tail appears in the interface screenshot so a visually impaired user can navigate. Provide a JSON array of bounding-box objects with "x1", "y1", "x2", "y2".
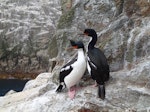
[
  {"x1": 98, "y1": 84, "x2": 105, "y2": 100},
  {"x1": 56, "y1": 84, "x2": 63, "y2": 92}
]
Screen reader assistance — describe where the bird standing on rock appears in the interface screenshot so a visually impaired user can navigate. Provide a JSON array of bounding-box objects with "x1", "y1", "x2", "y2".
[
  {"x1": 56, "y1": 40, "x2": 86, "y2": 99},
  {"x1": 82, "y1": 29, "x2": 110, "y2": 100}
]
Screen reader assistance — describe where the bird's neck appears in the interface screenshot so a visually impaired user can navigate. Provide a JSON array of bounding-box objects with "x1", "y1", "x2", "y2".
[
  {"x1": 88, "y1": 35, "x2": 97, "y2": 49},
  {"x1": 77, "y1": 49, "x2": 85, "y2": 60}
]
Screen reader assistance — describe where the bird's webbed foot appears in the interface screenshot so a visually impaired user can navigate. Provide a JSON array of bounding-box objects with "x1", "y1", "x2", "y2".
[{"x1": 68, "y1": 86, "x2": 76, "y2": 99}]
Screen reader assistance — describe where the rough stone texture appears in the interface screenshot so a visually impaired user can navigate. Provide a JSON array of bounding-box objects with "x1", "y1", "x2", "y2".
[
  {"x1": 0, "y1": 0, "x2": 61, "y2": 75},
  {"x1": 0, "y1": 58, "x2": 150, "y2": 112},
  {"x1": 0, "y1": 0, "x2": 149, "y2": 75},
  {"x1": 0, "y1": 0, "x2": 150, "y2": 111}
]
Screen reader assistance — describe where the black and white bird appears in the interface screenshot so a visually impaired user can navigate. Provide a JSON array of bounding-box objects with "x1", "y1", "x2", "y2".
[
  {"x1": 56, "y1": 40, "x2": 86, "y2": 99},
  {"x1": 83, "y1": 29, "x2": 109, "y2": 100}
]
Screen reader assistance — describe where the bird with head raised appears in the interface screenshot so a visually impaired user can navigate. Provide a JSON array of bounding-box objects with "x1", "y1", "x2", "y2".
[
  {"x1": 56, "y1": 40, "x2": 86, "y2": 99},
  {"x1": 83, "y1": 29, "x2": 110, "y2": 100}
]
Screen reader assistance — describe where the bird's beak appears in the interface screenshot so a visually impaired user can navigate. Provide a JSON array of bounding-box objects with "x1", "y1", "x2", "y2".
[
  {"x1": 66, "y1": 47, "x2": 73, "y2": 51},
  {"x1": 66, "y1": 46, "x2": 78, "y2": 51},
  {"x1": 77, "y1": 33, "x2": 85, "y2": 36},
  {"x1": 78, "y1": 33, "x2": 88, "y2": 36}
]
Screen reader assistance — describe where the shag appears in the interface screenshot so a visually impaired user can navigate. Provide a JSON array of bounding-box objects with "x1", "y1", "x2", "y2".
[
  {"x1": 56, "y1": 40, "x2": 86, "y2": 99},
  {"x1": 83, "y1": 29, "x2": 109, "y2": 100}
]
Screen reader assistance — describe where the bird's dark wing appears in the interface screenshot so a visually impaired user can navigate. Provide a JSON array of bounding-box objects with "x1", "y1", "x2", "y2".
[
  {"x1": 63, "y1": 57, "x2": 77, "y2": 68},
  {"x1": 87, "y1": 56, "x2": 97, "y2": 70},
  {"x1": 88, "y1": 48, "x2": 109, "y2": 81},
  {"x1": 88, "y1": 48, "x2": 109, "y2": 70},
  {"x1": 59, "y1": 58, "x2": 77, "y2": 83}
]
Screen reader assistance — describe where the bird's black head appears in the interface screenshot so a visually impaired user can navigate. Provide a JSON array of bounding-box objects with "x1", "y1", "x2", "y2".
[
  {"x1": 84, "y1": 29, "x2": 97, "y2": 37},
  {"x1": 70, "y1": 40, "x2": 84, "y2": 50}
]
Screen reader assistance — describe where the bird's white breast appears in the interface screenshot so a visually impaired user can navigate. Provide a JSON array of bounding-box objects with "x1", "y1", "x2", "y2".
[{"x1": 64, "y1": 49, "x2": 86, "y2": 89}]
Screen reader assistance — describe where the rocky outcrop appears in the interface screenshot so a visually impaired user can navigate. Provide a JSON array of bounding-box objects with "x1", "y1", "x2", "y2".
[
  {"x1": 0, "y1": 57, "x2": 150, "y2": 112},
  {"x1": 0, "y1": 0, "x2": 61, "y2": 76},
  {"x1": 0, "y1": 0, "x2": 150, "y2": 111},
  {"x1": 56, "y1": 0, "x2": 150, "y2": 72},
  {"x1": 0, "y1": 0, "x2": 150, "y2": 76}
]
